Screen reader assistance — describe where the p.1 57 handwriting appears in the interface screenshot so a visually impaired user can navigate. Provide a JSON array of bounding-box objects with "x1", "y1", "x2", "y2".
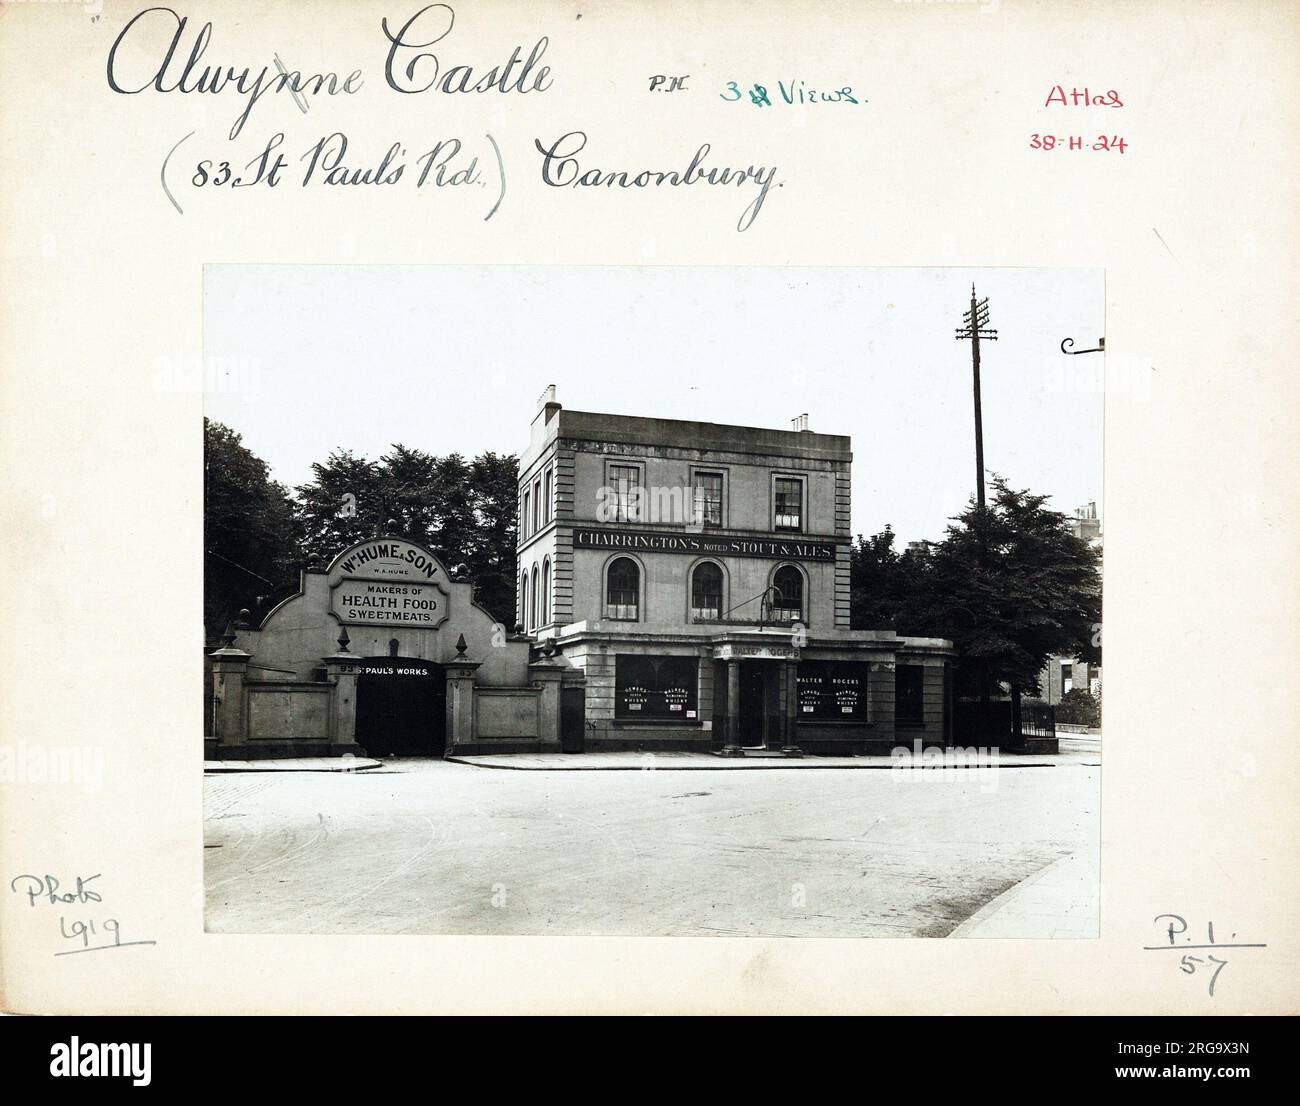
[{"x1": 1145, "y1": 914, "x2": 1267, "y2": 998}]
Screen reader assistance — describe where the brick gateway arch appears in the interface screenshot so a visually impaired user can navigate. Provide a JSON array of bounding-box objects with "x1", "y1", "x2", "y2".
[{"x1": 206, "y1": 536, "x2": 563, "y2": 759}]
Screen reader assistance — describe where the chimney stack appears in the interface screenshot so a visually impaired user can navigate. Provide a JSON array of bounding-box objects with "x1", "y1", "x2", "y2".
[{"x1": 791, "y1": 413, "x2": 810, "y2": 432}]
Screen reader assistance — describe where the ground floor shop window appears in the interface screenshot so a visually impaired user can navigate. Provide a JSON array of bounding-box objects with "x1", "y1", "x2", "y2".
[
  {"x1": 895, "y1": 664, "x2": 925, "y2": 726},
  {"x1": 615, "y1": 655, "x2": 699, "y2": 721},
  {"x1": 797, "y1": 661, "x2": 871, "y2": 721}
]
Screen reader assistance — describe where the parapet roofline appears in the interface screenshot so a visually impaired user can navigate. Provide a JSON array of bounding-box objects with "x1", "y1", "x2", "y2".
[{"x1": 555, "y1": 408, "x2": 853, "y2": 458}]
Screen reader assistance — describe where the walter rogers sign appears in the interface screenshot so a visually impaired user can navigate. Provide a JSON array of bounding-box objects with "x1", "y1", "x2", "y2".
[{"x1": 574, "y1": 529, "x2": 840, "y2": 562}]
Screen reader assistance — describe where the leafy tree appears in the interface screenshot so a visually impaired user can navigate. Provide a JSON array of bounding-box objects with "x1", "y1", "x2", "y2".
[
  {"x1": 203, "y1": 419, "x2": 300, "y2": 641},
  {"x1": 903, "y1": 477, "x2": 1102, "y2": 701},
  {"x1": 464, "y1": 452, "x2": 521, "y2": 623},
  {"x1": 851, "y1": 477, "x2": 1102, "y2": 706},
  {"x1": 294, "y1": 445, "x2": 520, "y2": 624},
  {"x1": 1057, "y1": 687, "x2": 1101, "y2": 728},
  {"x1": 293, "y1": 450, "x2": 387, "y2": 566},
  {"x1": 850, "y1": 527, "x2": 933, "y2": 631}
]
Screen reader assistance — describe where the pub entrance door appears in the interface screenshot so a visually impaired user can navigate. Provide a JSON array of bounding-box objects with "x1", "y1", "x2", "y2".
[{"x1": 354, "y1": 658, "x2": 446, "y2": 757}]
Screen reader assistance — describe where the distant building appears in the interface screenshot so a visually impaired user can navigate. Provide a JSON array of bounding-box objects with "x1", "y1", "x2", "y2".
[{"x1": 1037, "y1": 501, "x2": 1102, "y2": 709}]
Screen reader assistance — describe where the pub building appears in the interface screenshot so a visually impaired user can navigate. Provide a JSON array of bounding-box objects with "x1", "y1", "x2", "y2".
[
  {"x1": 518, "y1": 387, "x2": 954, "y2": 756},
  {"x1": 206, "y1": 389, "x2": 952, "y2": 760}
]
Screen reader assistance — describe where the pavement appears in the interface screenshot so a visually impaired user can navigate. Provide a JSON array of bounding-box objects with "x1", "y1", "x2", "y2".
[
  {"x1": 203, "y1": 734, "x2": 1100, "y2": 775},
  {"x1": 205, "y1": 753, "x2": 1099, "y2": 939},
  {"x1": 449, "y1": 740, "x2": 1100, "y2": 771},
  {"x1": 204, "y1": 756, "x2": 384, "y2": 773},
  {"x1": 948, "y1": 844, "x2": 1100, "y2": 938}
]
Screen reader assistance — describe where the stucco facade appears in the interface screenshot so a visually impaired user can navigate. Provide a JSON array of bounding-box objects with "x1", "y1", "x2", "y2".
[{"x1": 516, "y1": 391, "x2": 954, "y2": 756}]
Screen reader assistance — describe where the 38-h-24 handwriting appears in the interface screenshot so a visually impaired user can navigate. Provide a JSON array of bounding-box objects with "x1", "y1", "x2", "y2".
[
  {"x1": 1030, "y1": 134, "x2": 1128, "y2": 153},
  {"x1": 1034, "y1": 84, "x2": 1127, "y2": 153}
]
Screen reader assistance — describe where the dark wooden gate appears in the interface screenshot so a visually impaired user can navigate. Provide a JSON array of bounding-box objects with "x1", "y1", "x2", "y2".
[
  {"x1": 560, "y1": 685, "x2": 586, "y2": 753},
  {"x1": 354, "y1": 658, "x2": 445, "y2": 757}
]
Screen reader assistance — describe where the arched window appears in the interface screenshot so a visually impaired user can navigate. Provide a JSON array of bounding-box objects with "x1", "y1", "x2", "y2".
[
  {"x1": 691, "y1": 562, "x2": 723, "y2": 621},
  {"x1": 541, "y1": 558, "x2": 551, "y2": 625},
  {"x1": 606, "y1": 557, "x2": 640, "y2": 621},
  {"x1": 770, "y1": 565, "x2": 803, "y2": 623},
  {"x1": 531, "y1": 564, "x2": 540, "y2": 629},
  {"x1": 519, "y1": 570, "x2": 528, "y2": 630}
]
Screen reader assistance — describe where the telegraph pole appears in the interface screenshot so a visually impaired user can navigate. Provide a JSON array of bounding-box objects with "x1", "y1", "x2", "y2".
[
  {"x1": 955, "y1": 285, "x2": 999, "y2": 713},
  {"x1": 955, "y1": 285, "x2": 997, "y2": 510}
]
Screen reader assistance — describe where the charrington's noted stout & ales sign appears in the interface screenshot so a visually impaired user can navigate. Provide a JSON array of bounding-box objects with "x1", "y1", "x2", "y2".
[{"x1": 573, "y1": 528, "x2": 839, "y2": 562}]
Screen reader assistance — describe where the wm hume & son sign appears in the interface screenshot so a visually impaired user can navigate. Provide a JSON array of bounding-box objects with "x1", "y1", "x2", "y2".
[
  {"x1": 328, "y1": 539, "x2": 450, "y2": 628},
  {"x1": 574, "y1": 529, "x2": 839, "y2": 562}
]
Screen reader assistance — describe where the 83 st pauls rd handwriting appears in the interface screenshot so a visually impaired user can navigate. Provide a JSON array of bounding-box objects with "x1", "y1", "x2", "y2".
[{"x1": 169, "y1": 130, "x2": 781, "y2": 231}]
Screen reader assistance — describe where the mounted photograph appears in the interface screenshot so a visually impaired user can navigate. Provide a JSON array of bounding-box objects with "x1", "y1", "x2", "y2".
[{"x1": 203, "y1": 264, "x2": 1103, "y2": 938}]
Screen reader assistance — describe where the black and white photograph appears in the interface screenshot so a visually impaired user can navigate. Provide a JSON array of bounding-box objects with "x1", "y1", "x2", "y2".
[
  {"x1": 203, "y1": 264, "x2": 1103, "y2": 938},
  {"x1": 3, "y1": 0, "x2": 1298, "y2": 1059}
]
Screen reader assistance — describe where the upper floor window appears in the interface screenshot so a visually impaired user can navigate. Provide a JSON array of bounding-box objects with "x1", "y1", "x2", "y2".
[
  {"x1": 774, "y1": 476, "x2": 803, "y2": 531},
  {"x1": 692, "y1": 470, "x2": 724, "y2": 528},
  {"x1": 691, "y1": 562, "x2": 723, "y2": 621},
  {"x1": 543, "y1": 467, "x2": 552, "y2": 525},
  {"x1": 770, "y1": 565, "x2": 803, "y2": 623},
  {"x1": 607, "y1": 464, "x2": 642, "y2": 522},
  {"x1": 532, "y1": 477, "x2": 542, "y2": 534},
  {"x1": 521, "y1": 490, "x2": 531, "y2": 539},
  {"x1": 606, "y1": 557, "x2": 640, "y2": 621}
]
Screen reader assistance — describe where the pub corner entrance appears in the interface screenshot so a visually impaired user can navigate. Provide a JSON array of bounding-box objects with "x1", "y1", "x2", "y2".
[
  {"x1": 354, "y1": 657, "x2": 446, "y2": 757},
  {"x1": 726, "y1": 659, "x2": 786, "y2": 749}
]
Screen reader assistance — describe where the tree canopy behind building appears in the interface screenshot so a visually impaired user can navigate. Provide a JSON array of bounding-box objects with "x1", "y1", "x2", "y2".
[
  {"x1": 204, "y1": 421, "x2": 519, "y2": 640},
  {"x1": 204, "y1": 419, "x2": 301, "y2": 641},
  {"x1": 851, "y1": 477, "x2": 1101, "y2": 700}
]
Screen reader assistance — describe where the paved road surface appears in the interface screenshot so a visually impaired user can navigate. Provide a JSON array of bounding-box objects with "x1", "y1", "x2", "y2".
[{"x1": 205, "y1": 759, "x2": 1098, "y2": 938}]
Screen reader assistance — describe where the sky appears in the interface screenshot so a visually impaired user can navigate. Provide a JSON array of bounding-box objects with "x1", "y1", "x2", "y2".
[{"x1": 204, "y1": 265, "x2": 1103, "y2": 543}]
